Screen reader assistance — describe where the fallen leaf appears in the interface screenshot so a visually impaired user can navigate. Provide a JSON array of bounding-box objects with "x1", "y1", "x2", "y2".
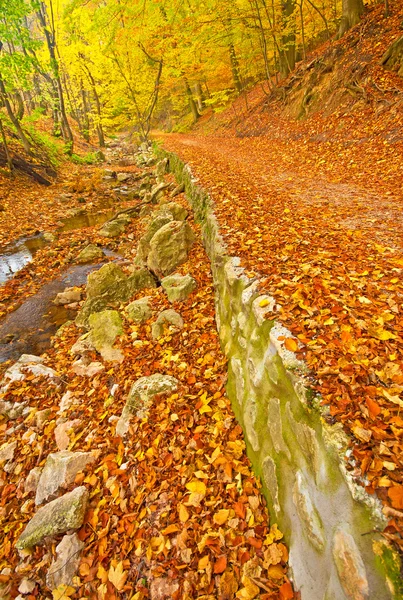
[{"x1": 108, "y1": 561, "x2": 128, "y2": 591}]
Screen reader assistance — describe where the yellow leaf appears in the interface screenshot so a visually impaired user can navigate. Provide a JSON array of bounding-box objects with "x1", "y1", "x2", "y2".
[
  {"x1": 52, "y1": 585, "x2": 76, "y2": 600},
  {"x1": 236, "y1": 576, "x2": 260, "y2": 599},
  {"x1": 186, "y1": 480, "x2": 206, "y2": 495},
  {"x1": 213, "y1": 509, "x2": 230, "y2": 525},
  {"x1": 198, "y1": 555, "x2": 210, "y2": 570},
  {"x1": 162, "y1": 523, "x2": 180, "y2": 535},
  {"x1": 108, "y1": 561, "x2": 128, "y2": 591},
  {"x1": 259, "y1": 298, "x2": 269, "y2": 307},
  {"x1": 323, "y1": 318, "x2": 334, "y2": 326},
  {"x1": 97, "y1": 564, "x2": 108, "y2": 583},
  {"x1": 199, "y1": 404, "x2": 212, "y2": 414},
  {"x1": 369, "y1": 327, "x2": 396, "y2": 341},
  {"x1": 179, "y1": 503, "x2": 190, "y2": 523}
]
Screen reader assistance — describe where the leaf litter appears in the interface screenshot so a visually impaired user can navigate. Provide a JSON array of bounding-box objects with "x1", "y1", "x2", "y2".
[{"x1": 0, "y1": 154, "x2": 293, "y2": 598}]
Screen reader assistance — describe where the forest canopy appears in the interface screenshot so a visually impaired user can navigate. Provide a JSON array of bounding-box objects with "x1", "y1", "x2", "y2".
[{"x1": 0, "y1": 0, "x2": 373, "y2": 151}]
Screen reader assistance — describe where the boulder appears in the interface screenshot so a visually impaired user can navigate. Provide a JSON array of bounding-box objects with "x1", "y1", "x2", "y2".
[
  {"x1": 76, "y1": 244, "x2": 105, "y2": 264},
  {"x1": 0, "y1": 441, "x2": 17, "y2": 464},
  {"x1": 170, "y1": 183, "x2": 185, "y2": 198},
  {"x1": 88, "y1": 310, "x2": 123, "y2": 362},
  {"x1": 16, "y1": 486, "x2": 89, "y2": 549},
  {"x1": 43, "y1": 232, "x2": 56, "y2": 243},
  {"x1": 116, "y1": 373, "x2": 179, "y2": 436},
  {"x1": 161, "y1": 273, "x2": 197, "y2": 303},
  {"x1": 151, "y1": 309, "x2": 184, "y2": 340},
  {"x1": 147, "y1": 221, "x2": 195, "y2": 277},
  {"x1": 135, "y1": 213, "x2": 173, "y2": 265},
  {"x1": 126, "y1": 297, "x2": 152, "y2": 323},
  {"x1": 0, "y1": 355, "x2": 57, "y2": 394},
  {"x1": 98, "y1": 219, "x2": 126, "y2": 238},
  {"x1": 55, "y1": 419, "x2": 82, "y2": 451},
  {"x1": 86, "y1": 263, "x2": 128, "y2": 302},
  {"x1": 154, "y1": 158, "x2": 168, "y2": 183},
  {"x1": 75, "y1": 296, "x2": 107, "y2": 329},
  {"x1": 117, "y1": 172, "x2": 131, "y2": 182},
  {"x1": 54, "y1": 287, "x2": 82, "y2": 306},
  {"x1": 71, "y1": 360, "x2": 105, "y2": 377},
  {"x1": 35, "y1": 451, "x2": 95, "y2": 505},
  {"x1": 25, "y1": 467, "x2": 43, "y2": 495},
  {"x1": 47, "y1": 533, "x2": 84, "y2": 590},
  {"x1": 71, "y1": 332, "x2": 94, "y2": 356},
  {"x1": 35, "y1": 409, "x2": 51, "y2": 429},
  {"x1": 159, "y1": 202, "x2": 188, "y2": 221},
  {"x1": 127, "y1": 267, "x2": 157, "y2": 295}
]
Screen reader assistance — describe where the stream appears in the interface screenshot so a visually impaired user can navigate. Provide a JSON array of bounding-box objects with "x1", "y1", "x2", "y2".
[{"x1": 0, "y1": 207, "x2": 123, "y2": 363}]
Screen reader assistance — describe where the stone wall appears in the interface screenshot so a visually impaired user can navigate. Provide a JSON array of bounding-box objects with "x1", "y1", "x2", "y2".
[{"x1": 158, "y1": 148, "x2": 401, "y2": 600}]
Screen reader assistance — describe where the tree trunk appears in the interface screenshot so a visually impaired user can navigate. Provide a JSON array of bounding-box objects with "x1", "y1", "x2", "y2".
[
  {"x1": 279, "y1": 0, "x2": 296, "y2": 77},
  {"x1": 229, "y1": 43, "x2": 243, "y2": 93},
  {"x1": 80, "y1": 88, "x2": 90, "y2": 142},
  {"x1": 381, "y1": 35, "x2": 403, "y2": 77},
  {"x1": 338, "y1": 0, "x2": 364, "y2": 38},
  {"x1": 0, "y1": 116, "x2": 14, "y2": 173},
  {"x1": 0, "y1": 78, "x2": 31, "y2": 154},
  {"x1": 36, "y1": 1, "x2": 74, "y2": 151},
  {"x1": 185, "y1": 80, "x2": 200, "y2": 122},
  {"x1": 195, "y1": 83, "x2": 205, "y2": 111}
]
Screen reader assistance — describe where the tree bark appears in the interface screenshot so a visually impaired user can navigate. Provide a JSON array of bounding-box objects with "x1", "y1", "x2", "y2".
[
  {"x1": 36, "y1": 1, "x2": 74, "y2": 151},
  {"x1": 0, "y1": 77, "x2": 31, "y2": 154},
  {"x1": 0, "y1": 116, "x2": 14, "y2": 173},
  {"x1": 279, "y1": 0, "x2": 296, "y2": 77},
  {"x1": 185, "y1": 80, "x2": 200, "y2": 122},
  {"x1": 338, "y1": 0, "x2": 364, "y2": 38}
]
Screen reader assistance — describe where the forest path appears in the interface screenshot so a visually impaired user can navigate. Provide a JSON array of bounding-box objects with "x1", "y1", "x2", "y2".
[{"x1": 159, "y1": 130, "x2": 403, "y2": 545}]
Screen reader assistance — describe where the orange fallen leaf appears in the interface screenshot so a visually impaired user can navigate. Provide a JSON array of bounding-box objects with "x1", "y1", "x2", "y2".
[{"x1": 214, "y1": 555, "x2": 227, "y2": 574}]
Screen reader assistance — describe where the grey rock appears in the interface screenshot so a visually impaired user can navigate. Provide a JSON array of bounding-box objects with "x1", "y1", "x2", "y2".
[
  {"x1": 16, "y1": 486, "x2": 89, "y2": 549},
  {"x1": 54, "y1": 287, "x2": 82, "y2": 306},
  {"x1": 71, "y1": 360, "x2": 105, "y2": 377},
  {"x1": 98, "y1": 219, "x2": 126, "y2": 238},
  {"x1": 88, "y1": 310, "x2": 123, "y2": 362},
  {"x1": 161, "y1": 273, "x2": 197, "y2": 303},
  {"x1": 25, "y1": 467, "x2": 43, "y2": 495},
  {"x1": 75, "y1": 297, "x2": 107, "y2": 329},
  {"x1": 76, "y1": 244, "x2": 105, "y2": 264},
  {"x1": 0, "y1": 441, "x2": 17, "y2": 463},
  {"x1": 35, "y1": 409, "x2": 51, "y2": 429},
  {"x1": 116, "y1": 373, "x2": 179, "y2": 436},
  {"x1": 152, "y1": 309, "x2": 184, "y2": 340},
  {"x1": 55, "y1": 420, "x2": 82, "y2": 451},
  {"x1": 159, "y1": 201, "x2": 188, "y2": 221},
  {"x1": 126, "y1": 297, "x2": 152, "y2": 323},
  {"x1": 86, "y1": 263, "x2": 128, "y2": 302},
  {"x1": 43, "y1": 232, "x2": 56, "y2": 243},
  {"x1": 71, "y1": 332, "x2": 94, "y2": 356},
  {"x1": 1, "y1": 355, "x2": 57, "y2": 394},
  {"x1": 332, "y1": 527, "x2": 369, "y2": 600},
  {"x1": 35, "y1": 451, "x2": 95, "y2": 505},
  {"x1": 47, "y1": 533, "x2": 84, "y2": 589},
  {"x1": 292, "y1": 471, "x2": 325, "y2": 552},
  {"x1": 170, "y1": 183, "x2": 185, "y2": 198},
  {"x1": 147, "y1": 221, "x2": 195, "y2": 277},
  {"x1": 117, "y1": 172, "x2": 131, "y2": 182}
]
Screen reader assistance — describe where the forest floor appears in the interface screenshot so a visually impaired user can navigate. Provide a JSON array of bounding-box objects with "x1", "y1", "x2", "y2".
[
  {"x1": 0, "y1": 144, "x2": 293, "y2": 599},
  {"x1": 158, "y1": 100, "x2": 403, "y2": 550}
]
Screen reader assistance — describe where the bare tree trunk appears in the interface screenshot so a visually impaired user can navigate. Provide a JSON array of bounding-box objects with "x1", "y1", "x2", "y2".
[
  {"x1": 185, "y1": 80, "x2": 200, "y2": 122},
  {"x1": 0, "y1": 78, "x2": 31, "y2": 154},
  {"x1": 279, "y1": 0, "x2": 296, "y2": 77},
  {"x1": 195, "y1": 83, "x2": 205, "y2": 111},
  {"x1": 0, "y1": 116, "x2": 13, "y2": 173},
  {"x1": 36, "y1": 1, "x2": 74, "y2": 151},
  {"x1": 81, "y1": 62, "x2": 105, "y2": 147},
  {"x1": 338, "y1": 0, "x2": 364, "y2": 38}
]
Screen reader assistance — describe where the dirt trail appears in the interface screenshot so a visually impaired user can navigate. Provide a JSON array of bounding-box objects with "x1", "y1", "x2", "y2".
[{"x1": 159, "y1": 131, "x2": 403, "y2": 547}]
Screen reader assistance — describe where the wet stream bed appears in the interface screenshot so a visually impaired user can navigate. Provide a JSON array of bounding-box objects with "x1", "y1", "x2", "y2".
[
  {"x1": 0, "y1": 204, "x2": 127, "y2": 364},
  {"x1": 0, "y1": 263, "x2": 103, "y2": 363}
]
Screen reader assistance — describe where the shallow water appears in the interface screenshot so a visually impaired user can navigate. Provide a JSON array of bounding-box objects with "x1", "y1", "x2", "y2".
[
  {"x1": 0, "y1": 235, "x2": 48, "y2": 284},
  {"x1": 0, "y1": 263, "x2": 102, "y2": 363},
  {"x1": 0, "y1": 206, "x2": 118, "y2": 284}
]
